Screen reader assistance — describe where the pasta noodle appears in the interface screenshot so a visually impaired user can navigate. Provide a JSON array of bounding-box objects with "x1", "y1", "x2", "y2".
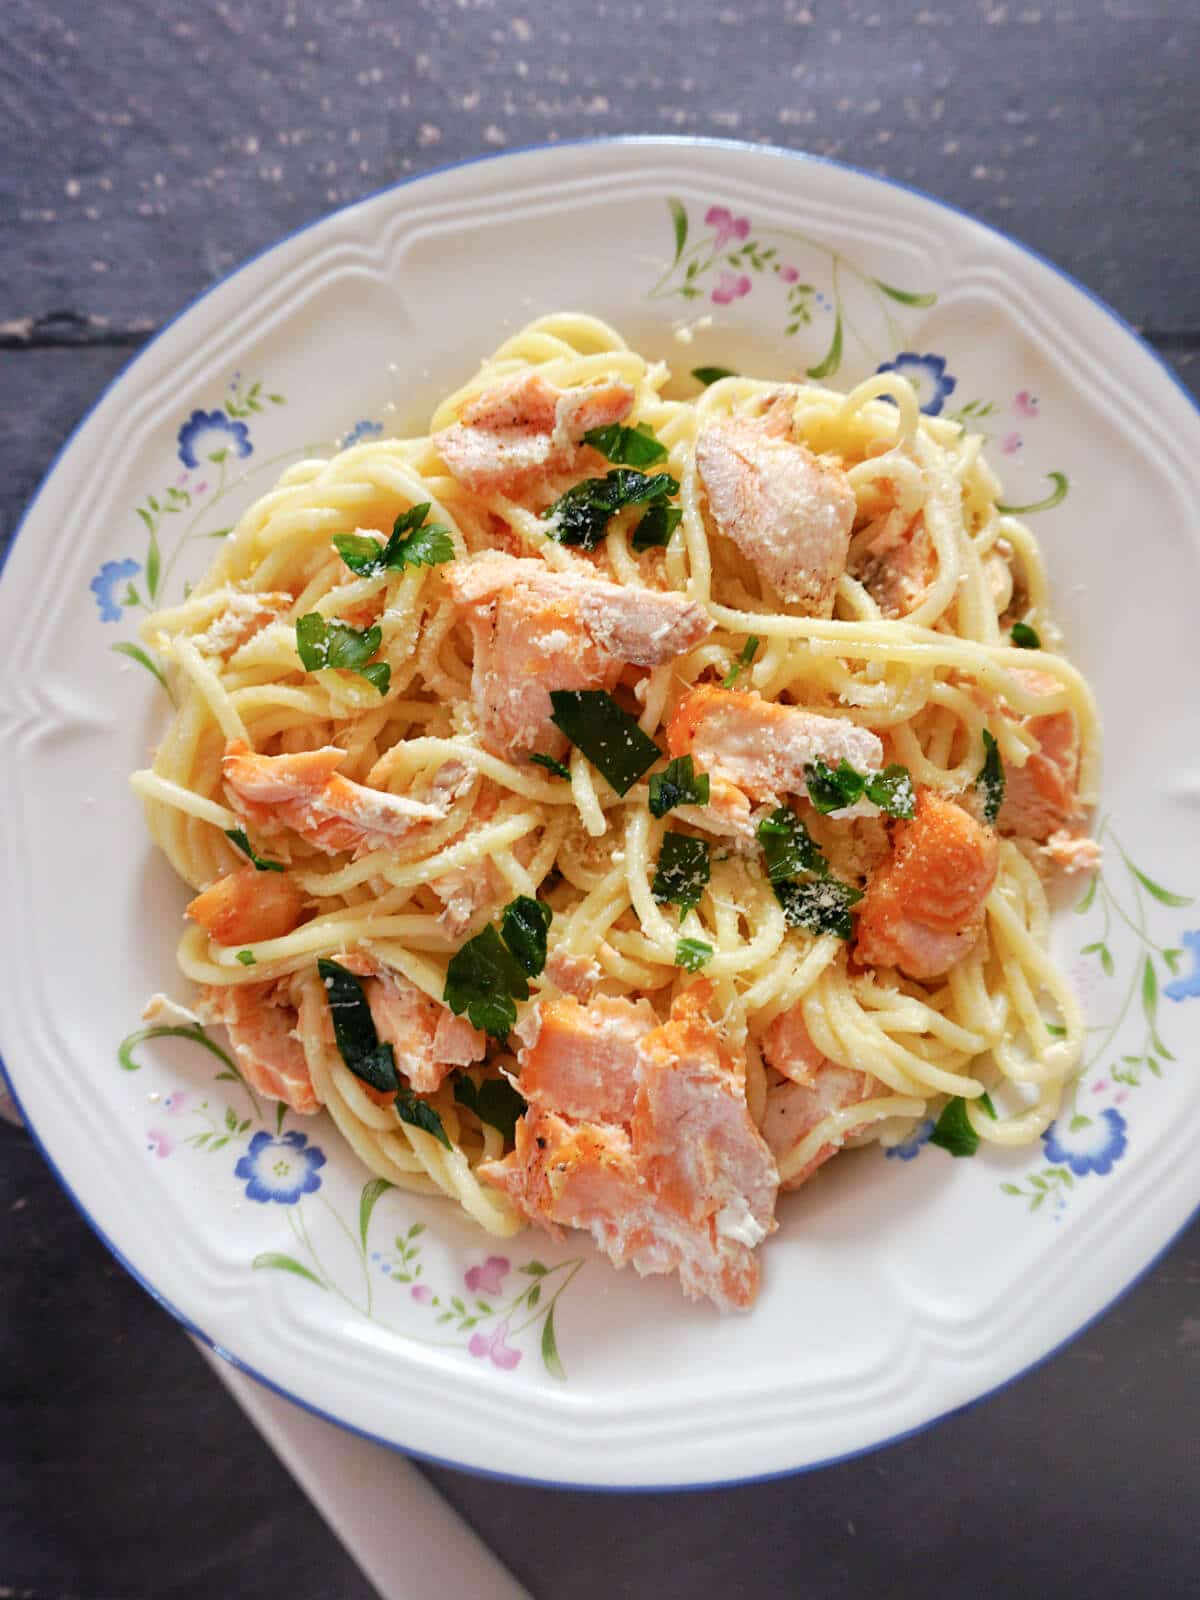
[{"x1": 133, "y1": 314, "x2": 1099, "y2": 1293}]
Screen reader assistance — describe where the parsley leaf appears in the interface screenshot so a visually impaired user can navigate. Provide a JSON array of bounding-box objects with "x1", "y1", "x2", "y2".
[
  {"x1": 542, "y1": 469, "x2": 679, "y2": 551},
  {"x1": 928, "y1": 1095, "x2": 984, "y2": 1157},
  {"x1": 865, "y1": 764, "x2": 916, "y2": 820},
  {"x1": 583, "y1": 420, "x2": 668, "y2": 468},
  {"x1": 675, "y1": 936, "x2": 713, "y2": 972},
  {"x1": 756, "y1": 807, "x2": 828, "y2": 882},
  {"x1": 549, "y1": 689, "x2": 661, "y2": 795},
  {"x1": 721, "y1": 634, "x2": 760, "y2": 688},
  {"x1": 443, "y1": 923, "x2": 529, "y2": 1039},
  {"x1": 236, "y1": 949, "x2": 257, "y2": 966},
  {"x1": 977, "y1": 729, "x2": 1006, "y2": 826},
  {"x1": 773, "y1": 876, "x2": 863, "y2": 940},
  {"x1": 1011, "y1": 621, "x2": 1041, "y2": 649},
  {"x1": 648, "y1": 754, "x2": 710, "y2": 818},
  {"x1": 225, "y1": 827, "x2": 286, "y2": 873},
  {"x1": 528, "y1": 752, "x2": 571, "y2": 780},
  {"x1": 500, "y1": 896, "x2": 552, "y2": 978},
  {"x1": 318, "y1": 957, "x2": 400, "y2": 1095},
  {"x1": 296, "y1": 613, "x2": 390, "y2": 696},
  {"x1": 805, "y1": 759, "x2": 867, "y2": 814},
  {"x1": 454, "y1": 1074, "x2": 528, "y2": 1141},
  {"x1": 692, "y1": 366, "x2": 736, "y2": 386},
  {"x1": 631, "y1": 501, "x2": 683, "y2": 552},
  {"x1": 395, "y1": 1087, "x2": 453, "y2": 1149},
  {"x1": 333, "y1": 502, "x2": 454, "y2": 577},
  {"x1": 652, "y1": 832, "x2": 711, "y2": 913}
]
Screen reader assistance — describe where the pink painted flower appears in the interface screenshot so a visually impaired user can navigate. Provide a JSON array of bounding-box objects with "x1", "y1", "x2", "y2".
[
  {"x1": 194, "y1": 480, "x2": 209, "y2": 495},
  {"x1": 779, "y1": 264, "x2": 799, "y2": 283},
  {"x1": 175, "y1": 470, "x2": 190, "y2": 486},
  {"x1": 1091, "y1": 1079, "x2": 1109, "y2": 1094},
  {"x1": 465, "y1": 1254, "x2": 510, "y2": 1295},
  {"x1": 410, "y1": 1284, "x2": 433, "y2": 1304},
  {"x1": 146, "y1": 1129, "x2": 173, "y2": 1159},
  {"x1": 711, "y1": 271, "x2": 752, "y2": 306},
  {"x1": 1115, "y1": 1089, "x2": 1129, "y2": 1105},
  {"x1": 468, "y1": 1320, "x2": 522, "y2": 1370},
  {"x1": 1000, "y1": 431, "x2": 1023, "y2": 455},
  {"x1": 705, "y1": 205, "x2": 750, "y2": 249},
  {"x1": 163, "y1": 1090, "x2": 190, "y2": 1116},
  {"x1": 1014, "y1": 390, "x2": 1039, "y2": 419}
]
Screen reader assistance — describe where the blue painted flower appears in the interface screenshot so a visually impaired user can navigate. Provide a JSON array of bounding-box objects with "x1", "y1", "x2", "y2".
[
  {"x1": 885, "y1": 1119, "x2": 935, "y2": 1161},
  {"x1": 875, "y1": 352, "x2": 958, "y2": 416},
  {"x1": 177, "y1": 407, "x2": 252, "y2": 468},
  {"x1": 90, "y1": 557, "x2": 141, "y2": 621},
  {"x1": 341, "y1": 418, "x2": 383, "y2": 448},
  {"x1": 235, "y1": 1129, "x2": 326, "y2": 1204},
  {"x1": 1165, "y1": 930, "x2": 1200, "y2": 1002},
  {"x1": 1042, "y1": 1108, "x2": 1128, "y2": 1177}
]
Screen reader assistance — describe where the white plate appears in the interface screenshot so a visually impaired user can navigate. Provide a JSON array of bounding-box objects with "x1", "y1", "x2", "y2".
[{"x1": 4, "y1": 137, "x2": 1199, "y2": 1489}]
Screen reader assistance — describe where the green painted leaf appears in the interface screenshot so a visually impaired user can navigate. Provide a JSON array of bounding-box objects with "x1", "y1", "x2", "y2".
[
  {"x1": 996, "y1": 471, "x2": 1069, "y2": 516},
  {"x1": 111, "y1": 642, "x2": 173, "y2": 700},
  {"x1": 527, "y1": 1283, "x2": 541, "y2": 1308},
  {"x1": 805, "y1": 309, "x2": 843, "y2": 379},
  {"x1": 359, "y1": 1177, "x2": 395, "y2": 1249},
  {"x1": 1127, "y1": 863, "x2": 1192, "y2": 908},
  {"x1": 521, "y1": 1260, "x2": 547, "y2": 1276},
  {"x1": 1074, "y1": 873, "x2": 1099, "y2": 914},
  {"x1": 668, "y1": 197, "x2": 688, "y2": 265},
  {"x1": 117, "y1": 1023, "x2": 236, "y2": 1076},
  {"x1": 541, "y1": 1300, "x2": 567, "y2": 1380},
  {"x1": 1099, "y1": 944, "x2": 1115, "y2": 976},
  {"x1": 252, "y1": 1252, "x2": 324, "y2": 1287},
  {"x1": 1164, "y1": 947, "x2": 1184, "y2": 975},
  {"x1": 1000, "y1": 1183, "x2": 1022, "y2": 1195},
  {"x1": 872, "y1": 279, "x2": 938, "y2": 307}
]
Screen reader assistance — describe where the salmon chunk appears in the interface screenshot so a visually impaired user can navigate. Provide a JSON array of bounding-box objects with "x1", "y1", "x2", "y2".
[
  {"x1": 222, "y1": 740, "x2": 454, "y2": 857},
  {"x1": 195, "y1": 981, "x2": 318, "y2": 1115},
  {"x1": 446, "y1": 555, "x2": 713, "y2": 759},
  {"x1": 851, "y1": 510, "x2": 935, "y2": 618},
  {"x1": 541, "y1": 949, "x2": 602, "y2": 1000},
  {"x1": 696, "y1": 412, "x2": 856, "y2": 610},
  {"x1": 332, "y1": 953, "x2": 486, "y2": 1101},
  {"x1": 434, "y1": 371, "x2": 635, "y2": 498},
  {"x1": 854, "y1": 789, "x2": 999, "y2": 980},
  {"x1": 996, "y1": 669, "x2": 1085, "y2": 845},
  {"x1": 760, "y1": 1004, "x2": 826, "y2": 1087},
  {"x1": 186, "y1": 864, "x2": 305, "y2": 947},
  {"x1": 514, "y1": 992, "x2": 657, "y2": 1124},
  {"x1": 666, "y1": 687, "x2": 883, "y2": 803},
  {"x1": 761, "y1": 1064, "x2": 882, "y2": 1190}
]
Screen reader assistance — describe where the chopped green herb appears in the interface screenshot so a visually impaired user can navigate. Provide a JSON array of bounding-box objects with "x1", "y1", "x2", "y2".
[
  {"x1": 805, "y1": 758, "x2": 867, "y2": 814},
  {"x1": 454, "y1": 1074, "x2": 528, "y2": 1141},
  {"x1": 675, "y1": 936, "x2": 714, "y2": 973},
  {"x1": 542, "y1": 469, "x2": 679, "y2": 551},
  {"x1": 235, "y1": 949, "x2": 257, "y2": 967},
  {"x1": 1044, "y1": 1022, "x2": 1067, "y2": 1038},
  {"x1": 549, "y1": 689, "x2": 661, "y2": 795},
  {"x1": 648, "y1": 754, "x2": 710, "y2": 819},
  {"x1": 443, "y1": 923, "x2": 530, "y2": 1040},
  {"x1": 1011, "y1": 621, "x2": 1041, "y2": 649},
  {"x1": 582, "y1": 420, "x2": 668, "y2": 468},
  {"x1": 528, "y1": 752, "x2": 571, "y2": 780},
  {"x1": 652, "y1": 832, "x2": 711, "y2": 913},
  {"x1": 500, "y1": 896, "x2": 552, "y2": 978},
  {"x1": 631, "y1": 501, "x2": 683, "y2": 552},
  {"x1": 721, "y1": 634, "x2": 760, "y2": 688},
  {"x1": 295, "y1": 613, "x2": 390, "y2": 696},
  {"x1": 395, "y1": 1087, "x2": 453, "y2": 1149},
  {"x1": 756, "y1": 806, "x2": 827, "y2": 882},
  {"x1": 333, "y1": 502, "x2": 454, "y2": 577},
  {"x1": 318, "y1": 957, "x2": 400, "y2": 1095},
  {"x1": 225, "y1": 827, "x2": 286, "y2": 873},
  {"x1": 773, "y1": 876, "x2": 862, "y2": 940},
  {"x1": 928, "y1": 1095, "x2": 985, "y2": 1157},
  {"x1": 980, "y1": 1090, "x2": 997, "y2": 1118},
  {"x1": 865, "y1": 764, "x2": 917, "y2": 820},
  {"x1": 977, "y1": 729, "x2": 1006, "y2": 826},
  {"x1": 691, "y1": 366, "x2": 736, "y2": 386}
]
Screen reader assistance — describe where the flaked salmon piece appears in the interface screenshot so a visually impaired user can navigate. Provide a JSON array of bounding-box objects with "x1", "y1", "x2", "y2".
[
  {"x1": 186, "y1": 864, "x2": 306, "y2": 947},
  {"x1": 854, "y1": 788, "x2": 999, "y2": 980},
  {"x1": 434, "y1": 371, "x2": 635, "y2": 498},
  {"x1": 541, "y1": 949, "x2": 602, "y2": 1000},
  {"x1": 330, "y1": 952, "x2": 486, "y2": 1103},
  {"x1": 446, "y1": 555, "x2": 712, "y2": 759},
  {"x1": 514, "y1": 992, "x2": 658, "y2": 1124},
  {"x1": 193, "y1": 591, "x2": 293, "y2": 657},
  {"x1": 695, "y1": 412, "x2": 856, "y2": 611},
  {"x1": 996, "y1": 668, "x2": 1086, "y2": 845},
  {"x1": 1042, "y1": 828, "x2": 1102, "y2": 875},
  {"x1": 760, "y1": 1004, "x2": 825, "y2": 1087},
  {"x1": 761, "y1": 1064, "x2": 882, "y2": 1190},
  {"x1": 195, "y1": 981, "x2": 319, "y2": 1115},
  {"x1": 850, "y1": 509, "x2": 935, "y2": 618},
  {"x1": 222, "y1": 740, "x2": 453, "y2": 858},
  {"x1": 666, "y1": 687, "x2": 883, "y2": 804}
]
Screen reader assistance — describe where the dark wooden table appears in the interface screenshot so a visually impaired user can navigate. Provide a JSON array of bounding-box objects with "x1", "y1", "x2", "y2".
[{"x1": 3, "y1": 3, "x2": 1198, "y2": 1596}]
